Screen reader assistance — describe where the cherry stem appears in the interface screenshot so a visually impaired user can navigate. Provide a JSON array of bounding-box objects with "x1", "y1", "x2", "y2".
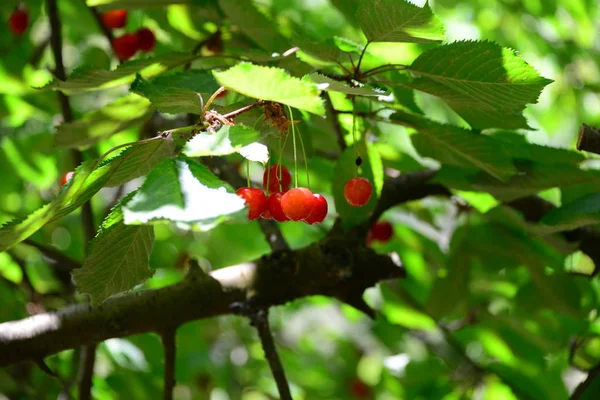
[
  {"x1": 201, "y1": 86, "x2": 226, "y2": 118},
  {"x1": 246, "y1": 160, "x2": 250, "y2": 187},
  {"x1": 297, "y1": 123, "x2": 310, "y2": 190},
  {"x1": 351, "y1": 97, "x2": 360, "y2": 177},
  {"x1": 287, "y1": 105, "x2": 299, "y2": 188}
]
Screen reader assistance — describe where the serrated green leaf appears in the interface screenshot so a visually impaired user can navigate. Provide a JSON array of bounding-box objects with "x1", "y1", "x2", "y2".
[
  {"x1": 131, "y1": 71, "x2": 220, "y2": 115},
  {"x1": 357, "y1": 0, "x2": 445, "y2": 43},
  {"x1": 218, "y1": 0, "x2": 288, "y2": 52},
  {"x1": 41, "y1": 53, "x2": 201, "y2": 93},
  {"x1": 122, "y1": 157, "x2": 245, "y2": 227},
  {"x1": 72, "y1": 218, "x2": 154, "y2": 306},
  {"x1": 308, "y1": 73, "x2": 383, "y2": 96},
  {"x1": 55, "y1": 94, "x2": 152, "y2": 149},
  {"x1": 213, "y1": 63, "x2": 325, "y2": 115},
  {"x1": 391, "y1": 112, "x2": 517, "y2": 181},
  {"x1": 332, "y1": 141, "x2": 383, "y2": 229},
  {"x1": 184, "y1": 124, "x2": 263, "y2": 160},
  {"x1": 491, "y1": 131, "x2": 585, "y2": 164},
  {"x1": 0, "y1": 137, "x2": 173, "y2": 252},
  {"x1": 540, "y1": 193, "x2": 600, "y2": 232},
  {"x1": 294, "y1": 37, "x2": 347, "y2": 64},
  {"x1": 406, "y1": 41, "x2": 553, "y2": 129}
]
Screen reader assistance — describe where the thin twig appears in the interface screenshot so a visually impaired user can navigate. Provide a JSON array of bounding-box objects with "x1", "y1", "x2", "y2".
[
  {"x1": 77, "y1": 344, "x2": 96, "y2": 400},
  {"x1": 354, "y1": 42, "x2": 370, "y2": 79},
  {"x1": 161, "y1": 330, "x2": 177, "y2": 400},
  {"x1": 85, "y1": 3, "x2": 114, "y2": 44},
  {"x1": 48, "y1": 2, "x2": 97, "y2": 399},
  {"x1": 253, "y1": 309, "x2": 293, "y2": 400},
  {"x1": 570, "y1": 364, "x2": 600, "y2": 400},
  {"x1": 29, "y1": 37, "x2": 50, "y2": 68},
  {"x1": 221, "y1": 101, "x2": 263, "y2": 120},
  {"x1": 322, "y1": 93, "x2": 346, "y2": 151}
]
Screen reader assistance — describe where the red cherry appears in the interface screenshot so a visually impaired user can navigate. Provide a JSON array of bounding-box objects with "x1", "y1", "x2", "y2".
[
  {"x1": 60, "y1": 171, "x2": 74, "y2": 186},
  {"x1": 368, "y1": 221, "x2": 393, "y2": 244},
  {"x1": 8, "y1": 9, "x2": 29, "y2": 36},
  {"x1": 261, "y1": 207, "x2": 272, "y2": 219},
  {"x1": 216, "y1": 90, "x2": 228, "y2": 98},
  {"x1": 281, "y1": 187, "x2": 314, "y2": 221},
  {"x1": 344, "y1": 177, "x2": 372, "y2": 207},
  {"x1": 136, "y1": 27, "x2": 156, "y2": 52},
  {"x1": 236, "y1": 187, "x2": 267, "y2": 220},
  {"x1": 304, "y1": 194, "x2": 328, "y2": 225},
  {"x1": 263, "y1": 164, "x2": 291, "y2": 194},
  {"x1": 267, "y1": 193, "x2": 289, "y2": 222},
  {"x1": 349, "y1": 379, "x2": 370, "y2": 398},
  {"x1": 112, "y1": 33, "x2": 139, "y2": 61},
  {"x1": 101, "y1": 9, "x2": 128, "y2": 29}
]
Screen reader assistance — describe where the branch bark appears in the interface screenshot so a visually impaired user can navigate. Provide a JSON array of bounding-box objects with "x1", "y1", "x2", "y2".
[
  {"x1": 570, "y1": 364, "x2": 600, "y2": 400},
  {"x1": 161, "y1": 330, "x2": 177, "y2": 400}
]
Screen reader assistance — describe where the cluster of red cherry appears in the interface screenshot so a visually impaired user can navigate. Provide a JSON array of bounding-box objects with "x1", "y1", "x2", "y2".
[
  {"x1": 101, "y1": 10, "x2": 156, "y2": 61},
  {"x1": 8, "y1": 5, "x2": 28, "y2": 36},
  {"x1": 236, "y1": 165, "x2": 328, "y2": 224},
  {"x1": 236, "y1": 165, "x2": 377, "y2": 224}
]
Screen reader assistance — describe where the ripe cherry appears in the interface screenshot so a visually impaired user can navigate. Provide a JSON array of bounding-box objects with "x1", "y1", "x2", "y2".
[
  {"x1": 8, "y1": 8, "x2": 29, "y2": 36},
  {"x1": 236, "y1": 187, "x2": 267, "y2": 220},
  {"x1": 263, "y1": 164, "x2": 291, "y2": 194},
  {"x1": 304, "y1": 194, "x2": 328, "y2": 225},
  {"x1": 216, "y1": 90, "x2": 228, "y2": 99},
  {"x1": 367, "y1": 221, "x2": 393, "y2": 244},
  {"x1": 267, "y1": 193, "x2": 289, "y2": 222},
  {"x1": 349, "y1": 379, "x2": 370, "y2": 399},
  {"x1": 261, "y1": 207, "x2": 272, "y2": 219},
  {"x1": 136, "y1": 27, "x2": 156, "y2": 52},
  {"x1": 101, "y1": 9, "x2": 128, "y2": 29},
  {"x1": 281, "y1": 187, "x2": 314, "y2": 221},
  {"x1": 60, "y1": 171, "x2": 74, "y2": 186},
  {"x1": 344, "y1": 177, "x2": 372, "y2": 207},
  {"x1": 112, "y1": 33, "x2": 139, "y2": 61}
]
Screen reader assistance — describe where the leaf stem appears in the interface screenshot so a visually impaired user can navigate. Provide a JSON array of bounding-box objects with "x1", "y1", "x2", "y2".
[
  {"x1": 354, "y1": 42, "x2": 370, "y2": 79},
  {"x1": 201, "y1": 86, "x2": 226, "y2": 118}
]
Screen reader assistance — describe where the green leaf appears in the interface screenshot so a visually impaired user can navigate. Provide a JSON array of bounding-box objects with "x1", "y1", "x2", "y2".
[
  {"x1": 540, "y1": 193, "x2": 600, "y2": 232},
  {"x1": 122, "y1": 157, "x2": 246, "y2": 227},
  {"x1": 0, "y1": 137, "x2": 173, "y2": 252},
  {"x1": 391, "y1": 112, "x2": 517, "y2": 181},
  {"x1": 406, "y1": 41, "x2": 553, "y2": 129},
  {"x1": 491, "y1": 131, "x2": 585, "y2": 165},
  {"x1": 130, "y1": 71, "x2": 220, "y2": 115},
  {"x1": 332, "y1": 141, "x2": 383, "y2": 229},
  {"x1": 41, "y1": 53, "x2": 201, "y2": 93},
  {"x1": 184, "y1": 124, "x2": 267, "y2": 162},
  {"x1": 55, "y1": 94, "x2": 153, "y2": 149},
  {"x1": 357, "y1": 0, "x2": 445, "y2": 43},
  {"x1": 218, "y1": 0, "x2": 289, "y2": 52},
  {"x1": 294, "y1": 37, "x2": 348, "y2": 65},
  {"x1": 308, "y1": 73, "x2": 383, "y2": 96},
  {"x1": 72, "y1": 209, "x2": 154, "y2": 305},
  {"x1": 213, "y1": 63, "x2": 325, "y2": 115}
]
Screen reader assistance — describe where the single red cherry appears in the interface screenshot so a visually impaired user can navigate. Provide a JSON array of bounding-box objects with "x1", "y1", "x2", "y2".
[
  {"x1": 267, "y1": 193, "x2": 289, "y2": 222},
  {"x1": 60, "y1": 171, "x2": 74, "y2": 186},
  {"x1": 112, "y1": 33, "x2": 139, "y2": 61},
  {"x1": 349, "y1": 379, "x2": 370, "y2": 399},
  {"x1": 368, "y1": 221, "x2": 393, "y2": 244},
  {"x1": 304, "y1": 194, "x2": 328, "y2": 225},
  {"x1": 136, "y1": 27, "x2": 156, "y2": 52},
  {"x1": 344, "y1": 177, "x2": 372, "y2": 207},
  {"x1": 263, "y1": 164, "x2": 291, "y2": 194},
  {"x1": 261, "y1": 207, "x2": 272, "y2": 219},
  {"x1": 8, "y1": 9, "x2": 29, "y2": 36},
  {"x1": 236, "y1": 187, "x2": 267, "y2": 220},
  {"x1": 101, "y1": 9, "x2": 128, "y2": 29},
  {"x1": 281, "y1": 187, "x2": 314, "y2": 221}
]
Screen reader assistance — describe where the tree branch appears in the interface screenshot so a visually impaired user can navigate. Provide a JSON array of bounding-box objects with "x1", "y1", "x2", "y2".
[
  {"x1": 323, "y1": 93, "x2": 346, "y2": 151},
  {"x1": 85, "y1": 3, "x2": 114, "y2": 44},
  {"x1": 161, "y1": 330, "x2": 177, "y2": 400},
  {"x1": 570, "y1": 363, "x2": 600, "y2": 400},
  {"x1": 0, "y1": 231, "x2": 402, "y2": 366},
  {"x1": 252, "y1": 309, "x2": 292, "y2": 400},
  {"x1": 77, "y1": 344, "x2": 96, "y2": 400}
]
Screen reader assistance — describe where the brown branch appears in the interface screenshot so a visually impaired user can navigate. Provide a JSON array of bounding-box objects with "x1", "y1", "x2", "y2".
[
  {"x1": 252, "y1": 309, "x2": 292, "y2": 400},
  {"x1": 48, "y1": 2, "x2": 97, "y2": 398},
  {"x1": 85, "y1": 3, "x2": 114, "y2": 44},
  {"x1": 161, "y1": 330, "x2": 177, "y2": 400},
  {"x1": 570, "y1": 364, "x2": 600, "y2": 400},
  {"x1": 577, "y1": 124, "x2": 600, "y2": 155},
  {"x1": 77, "y1": 344, "x2": 96, "y2": 400},
  {"x1": 0, "y1": 231, "x2": 403, "y2": 366},
  {"x1": 221, "y1": 101, "x2": 263, "y2": 120}
]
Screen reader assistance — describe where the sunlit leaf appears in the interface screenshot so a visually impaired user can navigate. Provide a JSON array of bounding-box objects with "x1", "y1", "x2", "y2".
[
  {"x1": 308, "y1": 73, "x2": 383, "y2": 96},
  {"x1": 213, "y1": 63, "x2": 325, "y2": 115}
]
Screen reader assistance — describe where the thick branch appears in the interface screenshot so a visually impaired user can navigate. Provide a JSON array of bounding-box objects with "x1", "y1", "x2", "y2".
[
  {"x1": 77, "y1": 344, "x2": 96, "y2": 400},
  {"x1": 0, "y1": 234, "x2": 402, "y2": 366},
  {"x1": 570, "y1": 364, "x2": 600, "y2": 400}
]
